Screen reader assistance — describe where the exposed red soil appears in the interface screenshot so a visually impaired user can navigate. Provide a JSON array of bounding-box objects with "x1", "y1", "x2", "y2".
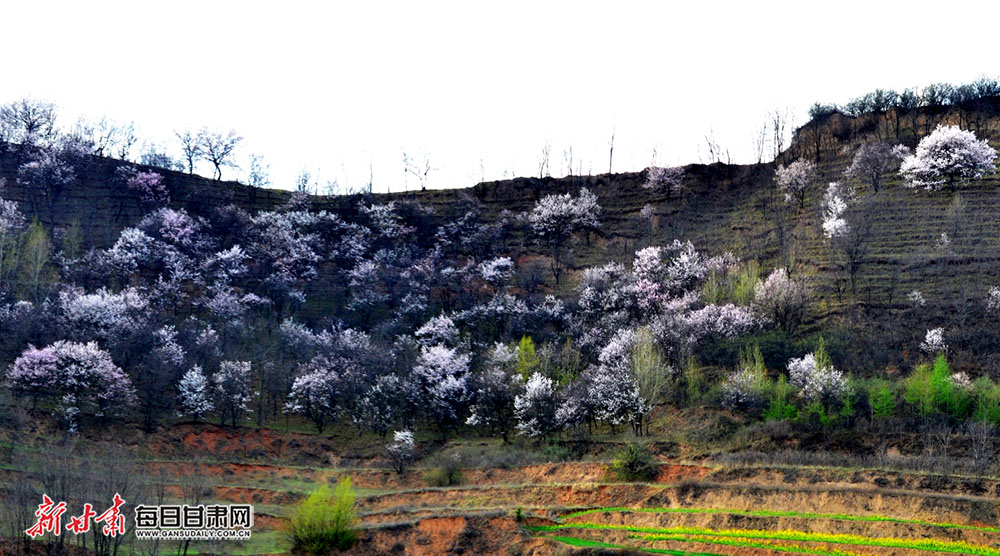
[
  {"x1": 141, "y1": 423, "x2": 364, "y2": 466},
  {"x1": 346, "y1": 516, "x2": 555, "y2": 556},
  {"x1": 12, "y1": 419, "x2": 1000, "y2": 555},
  {"x1": 144, "y1": 460, "x2": 710, "y2": 497}
]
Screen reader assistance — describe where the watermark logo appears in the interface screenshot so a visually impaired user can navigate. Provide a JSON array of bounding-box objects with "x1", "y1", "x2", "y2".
[
  {"x1": 26, "y1": 493, "x2": 126, "y2": 538},
  {"x1": 134, "y1": 504, "x2": 253, "y2": 540},
  {"x1": 25, "y1": 494, "x2": 252, "y2": 541}
]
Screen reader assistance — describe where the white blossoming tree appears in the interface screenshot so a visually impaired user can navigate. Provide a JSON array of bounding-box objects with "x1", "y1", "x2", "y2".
[
  {"x1": 721, "y1": 344, "x2": 769, "y2": 412},
  {"x1": 586, "y1": 330, "x2": 644, "y2": 433},
  {"x1": 787, "y1": 339, "x2": 848, "y2": 406},
  {"x1": 387, "y1": 430, "x2": 416, "y2": 474},
  {"x1": 213, "y1": 360, "x2": 255, "y2": 427},
  {"x1": 821, "y1": 182, "x2": 853, "y2": 239},
  {"x1": 6, "y1": 341, "x2": 136, "y2": 425},
  {"x1": 642, "y1": 166, "x2": 685, "y2": 203},
  {"x1": 0, "y1": 195, "x2": 26, "y2": 284},
  {"x1": 900, "y1": 125, "x2": 996, "y2": 191},
  {"x1": 412, "y1": 344, "x2": 471, "y2": 438},
  {"x1": 776, "y1": 159, "x2": 819, "y2": 208},
  {"x1": 986, "y1": 287, "x2": 1000, "y2": 316},
  {"x1": 527, "y1": 188, "x2": 602, "y2": 283},
  {"x1": 819, "y1": 181, "x2": 878, "y2": 295},
  {"x1": 177, "y1": 365, "x2": 214, "y2": 421},
  {"x1": 479, "y1": 256, "x2": 515, "y2": 292},
  {"x1": 844, "y1": 141, "x2": 907, "y2": 192},
  {"x1": 467, "y1": 347, "x2": 522, "y2": 442},
  {"x1": 415, "y1": 315, "x2": 460, "y2": 348},
  {"x1": 514, "y1": 372, "x2": 559, "y2": 438},
  {"x1": 753, "y1": 268, "x2": 808, "y2": 335},
  {"x1": 286, "y1": 365, "x2": 342, "y2": 433},
  {"x1": 354, "y1": 374, "x2": 405, "y2": 437},
  {"x1": 920, "y1": 328, "x2": 948, "y2": 355}
]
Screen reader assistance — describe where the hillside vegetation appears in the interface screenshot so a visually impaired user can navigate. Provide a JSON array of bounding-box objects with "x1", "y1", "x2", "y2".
[{"x1": 5, "y1": 86, "x2": 1000, "y2": 555}]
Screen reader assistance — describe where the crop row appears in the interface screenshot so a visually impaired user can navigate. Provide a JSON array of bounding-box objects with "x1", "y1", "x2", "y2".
[
  {"x1": 543, "y1": 532, "x2": 876, "y2": 556},
  {"x1": 530, "y1": 523, "x2": 1000, "y2": 556},
  {"x1": 561, "y1": 506, "x2": 1000, "y2": 533}
]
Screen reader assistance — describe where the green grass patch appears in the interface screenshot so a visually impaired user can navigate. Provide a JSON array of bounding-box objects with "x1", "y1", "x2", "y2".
[
  {"x1": 530, "y1": 523, "x2": 1000, "y2": 556},
  {"x1": 545, "y1": 535, "x2": 723, "y2": 555},
  {"x1": 625, "y1": 533, "x2": 876, "y2": 556},
  {"x1": 562, "y1": 506, "x2": 1000, "y2": 533}
]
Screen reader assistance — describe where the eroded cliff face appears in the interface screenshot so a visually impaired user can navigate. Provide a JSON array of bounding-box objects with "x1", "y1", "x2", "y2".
[
  {"x1": 3, "y1": 98, "x2": 1000, "y2": 250},
  {"x1": 0, "y1": 147, "x2": 294, "y2": 246}
]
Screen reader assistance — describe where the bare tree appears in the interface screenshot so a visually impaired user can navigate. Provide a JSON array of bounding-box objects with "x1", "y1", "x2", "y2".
[
  {"x1": 966, "y1": 421, "x2": 995, "y2": 470},
  {"x1": 174, "y1": 129, "x2": 202, "y2": 174},
  {"x1": 832, "y1": 194, "x2": 878, "y2": 296},
  {"x1": 199, "y1": 129, "x2": 243, "y2": 180},
  {"x1": 295, "y1": 167, "x2": 314, "y2": 193},
  {"x1": 703, "y1": 129, "x2": 731, "y2": 164},
  {"x1": 608, "y1": 126, "x2": 615, "y2": 174},
  {"x1": 115, "y1": 121, "x2": 137, "y2": 161},
  {"x1": 246, "y1": 153, "x2": 271, "y2": 188},
  {"x1": 70, "y1": 116, "x2": 118, "y2": 157},
  {"x1": 769, "y1": 108, "x2": 791, "y2": 160},
  {"x1": 0, "y1": 97, "x2": 58, "y2": 146},
  {"x1": 752, "y1": 121, "x2": 768, "y2": 164},
  {"x1": 538, "y1": 141, "x2": 551, "y2": 178},
  {"x1": 403, "y1": 149, "x2": 435, "y2": 191}
]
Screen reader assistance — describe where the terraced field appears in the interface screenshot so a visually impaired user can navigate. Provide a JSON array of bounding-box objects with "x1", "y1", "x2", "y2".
[
  {"x1": 7, "y1": 422, "x2": 1000, "y2": 555},
  {"x1": 52, "y1": 428, "x2": 996, "y2": 555}
]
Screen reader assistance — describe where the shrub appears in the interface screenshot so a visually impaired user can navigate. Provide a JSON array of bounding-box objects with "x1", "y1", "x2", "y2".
[
  {"x1": 287, "y1": 479, "x2": 357, "y2": 554},
  {"x1": 734, "y1": 261, "x2": 760, "y2": 306},
  {"x1": 701, "y1": 269, "x2": 736, "y2": 304},
  {"x1": 610, "y1": 442, "x2": 658, "y2": 482},
  {"x1": 763, "y1": 376, "x2": 798, "y2": 421},
  {"x1": 904, "y1": 355, "x2": 970, "y2": 418},
  {"x1": 682, "y1": 358, "x2": 707, "y2": 405},
  {"x1": 798, "y1": 399, "x2": 834, "y2": 427},
  {"x1": 867, "y1": 378, "x2": 896, "y2": 419},
  {"x1": 972, "y1": 377, "x2": 1000, "y2": 425},
  {"x1": 540, "y1": 442, "x2": 572, "y2": 462},
  {"x1": 904, "y1": 363, "x2": 935, "y2": 416},
  {"x1": 515, "y1": 335, "x2": 540, "y2": 378},
  {"x1": 423, "y1": 458, "x2": 463, "y2": 487}
]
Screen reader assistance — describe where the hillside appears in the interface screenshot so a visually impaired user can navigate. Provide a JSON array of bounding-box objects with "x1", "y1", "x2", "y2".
[
  {"x1": 5, "y1": 101, "x2": 1000, "y2": 373},
  {"x1": 7, "y1": 97, "x2": 1000, "y2": 556}
]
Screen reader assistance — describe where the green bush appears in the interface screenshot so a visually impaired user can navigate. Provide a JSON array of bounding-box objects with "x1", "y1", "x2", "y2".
[
  {"x1": 287, "y1": 478, "x2": 357, "y2": 554},
  {"x1": 904, "y1": 362, "x2": 935, "y2": 416},
  {"x1": 763, "y1": 376, "x2": 798, "y2": 421},
  {"x1": 734, "y1": 260, "x2": 761, "y2": 306},
  {"x1": 798, "y1": 400, "x2": 833, "y2": 427},
  {"x1": 904, "y1": 355, "x2": 969, "y2": 418},
  {"x1": 423, "y1": 464, "x2": 463, "y2": 487},
  {"x1": 683, "y1": 358, "x2": 707, "y2": 405},
  {"x1": 972, "y1": 377, "x2": 1000, "y2": 425},
  {"x1": 539, "y1": 442, "x2": 572, "y2": 462},
  {"x1": 867, "y1": 378, "x2": 896, "y2": 419},
  {"x1": 701, "y1": 269, "x2": 737, "y2": 304},
  {"x1": 515, "y1": 335, "x2": 540, "y2": 379},
  {"x1": 610, "y1": 442, "x2": 658, "y2": 482}
]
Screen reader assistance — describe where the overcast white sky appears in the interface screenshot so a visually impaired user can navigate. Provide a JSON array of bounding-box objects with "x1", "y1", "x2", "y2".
[{"x1": 3, "y1": 1, "x2": 999, "y2": 192}]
